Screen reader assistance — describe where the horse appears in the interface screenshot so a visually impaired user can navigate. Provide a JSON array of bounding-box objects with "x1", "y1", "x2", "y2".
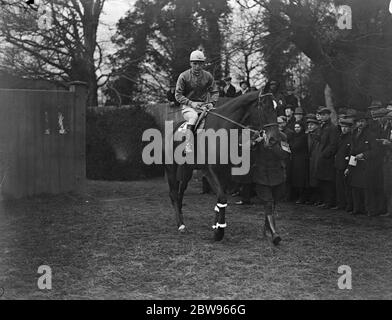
[{"x1": 162, "y1": 91, "x2": 281, "y2": 241}]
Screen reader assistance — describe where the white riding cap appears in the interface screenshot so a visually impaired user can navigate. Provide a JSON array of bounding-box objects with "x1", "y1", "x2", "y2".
[{"x1": 190, "y1": 50, "x2": 206, "y2": 62}]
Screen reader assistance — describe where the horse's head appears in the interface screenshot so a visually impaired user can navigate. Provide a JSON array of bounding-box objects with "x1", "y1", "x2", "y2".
[{"x1": 248, "y1": 92, "x2": 280, "y2": 148}]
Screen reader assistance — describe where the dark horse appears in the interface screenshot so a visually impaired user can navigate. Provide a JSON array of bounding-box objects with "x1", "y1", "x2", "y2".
[{"x1": 163, "y1": 91, "x2": 281, "y2": 241}]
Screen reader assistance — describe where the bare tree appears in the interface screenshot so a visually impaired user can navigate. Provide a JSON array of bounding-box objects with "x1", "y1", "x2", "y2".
[
  {"x1": 226, "y1": 6, "x2": 266, "y2": 88},
  {"x1": 0, "y1": 0, "x2": 106, "y2": 106}
]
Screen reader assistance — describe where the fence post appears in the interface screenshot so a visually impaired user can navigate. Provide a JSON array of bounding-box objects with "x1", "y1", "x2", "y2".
[{"x1": 69, "y1": 81, "x2": 88, "y2": 191}]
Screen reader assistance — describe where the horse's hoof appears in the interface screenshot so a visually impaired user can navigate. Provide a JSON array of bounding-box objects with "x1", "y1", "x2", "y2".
[
  {"x1": 178, "y1": 225, "x2": 187, "y2": 234},
  {"x1": 272, "y1": 234, "x2": 281, "y2": 246},
  {"x1": 214, "y1": 228, "x2": 225, "y2": 241}
]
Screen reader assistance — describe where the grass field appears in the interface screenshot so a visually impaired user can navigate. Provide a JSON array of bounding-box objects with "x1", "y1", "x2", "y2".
[{"x1": 1, "y1": 177, "x2": 392, "y2": 299}]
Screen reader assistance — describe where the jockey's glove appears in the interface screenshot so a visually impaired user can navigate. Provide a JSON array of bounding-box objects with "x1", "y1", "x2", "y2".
[
  {"x1": 190, "y1": 101, "x2": 203, "y2": 109},
  {"x1": 204, "y1": 103, "x2": 214, "y2": 110}
]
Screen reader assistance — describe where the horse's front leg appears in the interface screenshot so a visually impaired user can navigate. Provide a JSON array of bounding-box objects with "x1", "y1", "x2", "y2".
[
  {"x1": 165, "y1": 165, "x2": 186, "y2": 233},
  {"x1": 206, "y1": 166, "x2": 227, "y2": 241}
]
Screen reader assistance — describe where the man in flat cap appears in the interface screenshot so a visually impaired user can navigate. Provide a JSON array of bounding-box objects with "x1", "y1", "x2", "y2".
[
  {"x1": 306, "y1": 114, "x2": 321, "y2": 205},
  {"x1": 314, "y1": 107, "x2": 339, "y2": 209},
  {"x1": 346, "y1": 112, "x2": 379, "y2": 216},
  {"x1": 333, "y1": 118, "x2": 354, "y2": 212}
]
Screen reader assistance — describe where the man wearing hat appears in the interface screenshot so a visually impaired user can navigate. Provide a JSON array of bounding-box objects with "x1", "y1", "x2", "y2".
[
  {"x1": 294, "y1": 107, "x2": 306, "y2": 127},
  {"x1": 263, "y1": 80, "x2": 285, "y2": 116},
  {"x1": 175, "y1": 50, "x2": 219, "y2": 153},
  {"x1": 333, "y1": 118, "x2": 354, "y2": 212},
  {"x1": 223, "y1": 76, "x2": 236, "y2": 98},
  {"x1": 368, "y1": 100, "x2": 385, "y2": 137},
  {"x1": 278, "y1": 116, "x2": 294, "y2": 142},
  {"x1": 285, "y1": 104, "x2": 296, "y2": 131},
  {"x1": 346, "y1": 112, "x2": 379, "y2": 216},
  {"x1": 314, "y1": 107, "x2": 339, "y2": 209},
  {"x1": 239, "y1": 80, "x2": 250, "y2": 95},
  {"x1": 284, "y1": 86, "x2": 299, "y2": 109},
  {"x1": 306, "y1": 114, "x2": 321, "y2": 205},
  {"x1": 378, "y1": 111, "x2": 392, "y2": 216}
]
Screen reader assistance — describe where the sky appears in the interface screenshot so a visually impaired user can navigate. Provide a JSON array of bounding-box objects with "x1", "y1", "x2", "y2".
[{"x1": 99, "y1": 0, "x2": 135, "y2": 45}]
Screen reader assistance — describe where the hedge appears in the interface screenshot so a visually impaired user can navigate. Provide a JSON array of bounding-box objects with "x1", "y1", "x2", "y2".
[{"x1": 86, "y1": 106, "x2": 164, "y2": 180}]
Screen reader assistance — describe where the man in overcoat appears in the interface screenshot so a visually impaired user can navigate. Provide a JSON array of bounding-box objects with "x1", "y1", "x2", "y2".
[
  {"x1": 251, "y1": 132, "x2": 290, "y2": 245},
  {"x1": 333, "y1": 118, "x2": 353, "y2": 212},
  {"x1": 346, "y1": 112, "x2": 378, "y2": 215},
  {"x1": 315, "y1": 107, "x2": 339, "y2": 209},
  {"x1": 306, "y1": 114, "x2": 321, "y2": 205}
]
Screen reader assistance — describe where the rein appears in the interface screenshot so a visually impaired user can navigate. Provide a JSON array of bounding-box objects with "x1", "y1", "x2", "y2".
[{"x1": 206, "y1": 92, "x2": 277, "y2": 134}]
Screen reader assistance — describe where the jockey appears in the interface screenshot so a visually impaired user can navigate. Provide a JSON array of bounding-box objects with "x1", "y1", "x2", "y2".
[{"x1": 175, "y1": 50, "x2": 219, "y2": 153}]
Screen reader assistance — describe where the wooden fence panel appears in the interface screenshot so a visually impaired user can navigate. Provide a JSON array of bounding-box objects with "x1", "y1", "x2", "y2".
[{"x1": 0, "y1": 83, "x2": 87, "y2": 200}]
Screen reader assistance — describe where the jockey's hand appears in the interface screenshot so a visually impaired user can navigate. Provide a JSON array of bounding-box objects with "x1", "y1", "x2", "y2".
[
  {"x1": 204, "y1": 103, "x2": 214, "y2": 110},
  {"x1": 190, "y1": 101, "x2": 203, "y2": 110}
]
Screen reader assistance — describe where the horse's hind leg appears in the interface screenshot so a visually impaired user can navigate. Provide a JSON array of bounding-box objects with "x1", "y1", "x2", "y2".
[
  {"x1": 206, "y1": 166, "x2": 227, "y2": 241},
  {"x1": 165, "y1": 165, "x2": 186, "y2": 232}
]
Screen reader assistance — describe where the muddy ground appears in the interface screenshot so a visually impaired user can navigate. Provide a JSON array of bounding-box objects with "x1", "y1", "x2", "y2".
[{"x1": 1, "y1": 178, "x2": 391, "y2": 299}]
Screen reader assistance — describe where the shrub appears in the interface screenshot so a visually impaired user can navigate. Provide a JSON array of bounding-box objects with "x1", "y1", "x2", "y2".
[{"x1": 86, "y1": 106, "x2": 163, "y2": 180}]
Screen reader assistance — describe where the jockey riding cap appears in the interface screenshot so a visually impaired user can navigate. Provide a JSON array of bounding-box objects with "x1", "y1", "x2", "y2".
[{"x1": 190, "y1": 50, "x2": 206, "y2": 62}]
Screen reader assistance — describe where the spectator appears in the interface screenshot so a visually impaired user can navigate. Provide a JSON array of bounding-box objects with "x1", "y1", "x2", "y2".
[
  {"x1": 300, "y1": 90, "x2": 312, "y2": 114},
  {"x1": 239, "y1": 80, "x2": 250, "y2": 95},
  {"x1": 218, "y1": 80, "x2": 226, "y2": 97},
  {"x1": 278, "y1": 116, "x2": 294, "y2": 143},
  {"x1": 315, "y1": 107, "x2": 339, "y2": 209},
  {"x1": 284, "y1": 86, "x2": 299, "y2": 109},
  {"x1": 223, "y1": 76, "x2": 237, "y2": 97},
  {"x1": 367, "y1": 106, "x2": 389, "y2": 216},
  {"x1": 294, "y1": 107, "x2": 306, "y2": 126},
  {"x1": 306, "y1": 114, "x2": 322, "y2": 205},
  {"x1": 333, "y1": 118, "x2": 354, "y2": 212},
  {"x1": 289, "y1": 122, "x2": 309, "y2": 204},
  {"x1": 346, "y1": 112, "x2": 377, "y2": 215},
  {"x1": 264, "y1": 80, "x2": 285, "y2": 116},
  {"x1": 379, "y1": 111, "x2": 392, "y2": 216},
  {"x1": 285, "y1": 105, "x2": 296, "y2": 131}
]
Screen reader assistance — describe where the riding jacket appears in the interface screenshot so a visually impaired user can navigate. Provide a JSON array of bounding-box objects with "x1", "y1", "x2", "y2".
[{"x1": 175, "y1": 69, "x2": 219, "y2": 107}]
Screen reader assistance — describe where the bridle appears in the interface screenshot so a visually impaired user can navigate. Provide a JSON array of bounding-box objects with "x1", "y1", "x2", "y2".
[{"x1": 206, "y1": 91, "x2": 278, "y2": 140}]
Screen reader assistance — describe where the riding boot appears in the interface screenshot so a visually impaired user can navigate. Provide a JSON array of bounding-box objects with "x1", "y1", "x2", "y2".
[{"x1": 185, "y1": 124, "x2": 195, "y2": 153}]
